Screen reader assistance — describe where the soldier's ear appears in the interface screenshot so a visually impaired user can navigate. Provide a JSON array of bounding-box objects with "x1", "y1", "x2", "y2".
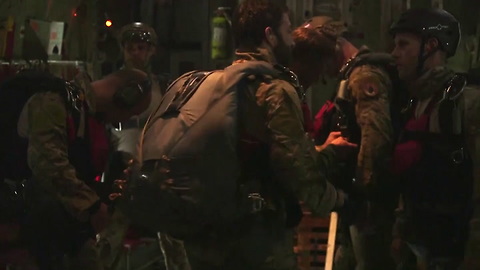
[
  {"x1": 424, "y1": 37, "x2": 439, "y2": 55},
  {"x1": 265, "y1": 27, "x2": 277, "y2": 47}
]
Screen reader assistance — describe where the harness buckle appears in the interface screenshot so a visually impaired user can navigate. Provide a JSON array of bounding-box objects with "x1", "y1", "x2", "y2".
[
  {"x1": 451, "y1": 147, "x2": 465, "y2": 164},
  {"x1": 248, "y1": 192, "x2": 266, "y2": 213},
  {"x1": 113, "y1": 122, "x2": 122, "y2": 131}
]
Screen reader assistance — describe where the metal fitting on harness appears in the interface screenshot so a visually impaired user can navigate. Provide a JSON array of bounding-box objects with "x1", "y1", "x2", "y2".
[
  {"x1": 112, "y1": 117, "x2": 145, "y2": 131},
  {"x1": 337, "y1": 79, "x2": 349, "y2": 101},
  {"x1": 441, "y1": 74, "x2": 467, "y2": 103},
  {"x1": 451, "y1": 147, "x2": 465, "y2": 164},
  {"x1": 273, "y1": 64, "x2": 305, "y2": 101},
  {"x1": 248, "y1": 192, "x2": 266, "y2": 213}
]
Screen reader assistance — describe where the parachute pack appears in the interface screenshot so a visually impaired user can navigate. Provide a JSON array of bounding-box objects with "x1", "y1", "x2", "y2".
[{"x1": 118, "y1": 61, "x2": 285, "y2": 240}]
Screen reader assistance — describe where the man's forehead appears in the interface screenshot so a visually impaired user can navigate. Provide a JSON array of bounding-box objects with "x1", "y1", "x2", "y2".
[{"x1": 394, "y1": 32, "x2": 421, "y2": 41}]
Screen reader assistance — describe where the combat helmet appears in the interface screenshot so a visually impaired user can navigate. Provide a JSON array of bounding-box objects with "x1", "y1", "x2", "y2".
[
  {"x1": 390, "y1": 8, "x2": 460, "y2": 57},
  {"x1": 119, "y1": 22, "x2": 158, "y2": 47}
]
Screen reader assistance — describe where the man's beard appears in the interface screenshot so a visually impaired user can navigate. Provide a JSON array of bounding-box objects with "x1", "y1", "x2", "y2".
[{"x1": 273, "y1": 38, "x2": 293, "y2": 67}]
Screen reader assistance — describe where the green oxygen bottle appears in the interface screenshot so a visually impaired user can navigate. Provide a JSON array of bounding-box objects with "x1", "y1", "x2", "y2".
[{"x1": 211, "y1": 7, "x2": 230, "y2": 60}]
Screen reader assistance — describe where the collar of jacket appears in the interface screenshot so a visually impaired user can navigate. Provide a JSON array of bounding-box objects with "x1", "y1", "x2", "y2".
[
  {"x1": 409, "y1": 65, "x2": 455, "y2": 101},
  {"x1": 233, "y1": 46, "x2": 306, "y2": 101},
  {"x1": 234, "y1": 46, "x2": 278, "y2": 65}
]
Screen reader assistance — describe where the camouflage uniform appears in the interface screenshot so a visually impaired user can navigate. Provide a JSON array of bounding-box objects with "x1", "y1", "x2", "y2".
[
  {"x1": 20, "y1": 72, "x2": 103, "y2": 270},
  {"x1": 348, "y1": 64, "x2": 396, "y2": 270},
  {"x1": 392, "y1": 66, "x2": 480, "y2": 269},
  {"x1": 328, "y1": 60, "x2": 396, "y2": 270},
  {"x1": 182, "y1": 47, "x2": 342, "y2": 270}
]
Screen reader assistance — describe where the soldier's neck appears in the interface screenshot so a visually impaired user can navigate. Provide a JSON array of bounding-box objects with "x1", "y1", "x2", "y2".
[{"x1": 124, "y1": 63, "x2": 152, "y2": 74}]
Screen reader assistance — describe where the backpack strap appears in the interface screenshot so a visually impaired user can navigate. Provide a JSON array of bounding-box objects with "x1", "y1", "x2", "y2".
[
  {"x1": 63, "y1": 80, "x2": 87, "y2": 140},
  {"x1": 437, "y1": 73, "x2": 467, "y2": 136},
  {"x1": 161, "y1": 71, "x2": 214, "y2": 117},
  {"x1": 272, "y1": 64, "x2": 305, "y2": 101}
]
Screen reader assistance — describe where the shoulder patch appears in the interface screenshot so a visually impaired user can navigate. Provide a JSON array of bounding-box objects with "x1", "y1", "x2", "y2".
[
  {"x1": 349, "y1": 66, "x2": 388, "y2": 100},
  {"x1": 363, "y1": 82, "x2": 379, "y2": 97}
]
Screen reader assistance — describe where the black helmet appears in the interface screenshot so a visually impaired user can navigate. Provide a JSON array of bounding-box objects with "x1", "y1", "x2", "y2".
[
  {"x1": 119, "y1": 22, "x2": 157, "y2": 47},
  {"x1": 390, "y1": 8, "x2": 460, "y2": 57}
]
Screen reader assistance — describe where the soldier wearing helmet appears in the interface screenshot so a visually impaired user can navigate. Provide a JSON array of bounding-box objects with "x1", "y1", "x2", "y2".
[
  {"x1": 109, "y1": 22, "x2": 165, "y2": 156},
  {"x1": 390, "y1": 8, "x2": 460, "y2": 81},
  {"x1": 294, "y1": 15, "x2": 398, "y2": 270},
  {"x1": 119, "y1": 22, "x2": 158, "y2": 71},
  {"x1": 106, "y1": 22, "x2": 160, "y2": 150},
  {"x1": 390, "y1": 8, "x2": 480, "y2": 270}
]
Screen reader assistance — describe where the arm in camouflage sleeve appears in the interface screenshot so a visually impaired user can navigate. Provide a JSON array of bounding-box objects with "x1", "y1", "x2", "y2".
[
  {"x1": 263, "y1": 81, "x2": 340, "y2": 217},
  {"x1": 349, "y1": 65, "x2": 393, "y2": 187},
  {"x1": 316, "y1": 145, "x2": 339, "y2": 179},
  {"x1": 463, "y1": 87, "x2": 480, "y2": 270},
  {"x1": 27, "y1": 91, "x2": 100, "y2": 222}
]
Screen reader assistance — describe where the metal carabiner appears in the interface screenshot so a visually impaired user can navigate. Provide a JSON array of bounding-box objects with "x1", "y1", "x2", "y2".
[
  {"x1": 451, "y1": 147, "x2": 465, "y2": 164},
  {"x1": 248, "y1": 192, "x2": 266, "y2": 213}
]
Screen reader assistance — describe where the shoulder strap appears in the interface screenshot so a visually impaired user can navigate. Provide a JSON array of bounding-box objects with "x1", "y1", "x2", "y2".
[
  {"x1": 438, "y1": 74, "x2": 467, "y2": 136},
  {"x1": 64, "y1": 80, "x2": 87, "y2": 139},
  {"x1": 160, "y1": 71, "x2": 214, "y2": 117},
  {"x1": 223, "y1": 61, "x2": 280, "y2": 84},
  {"x1": 340, "y1": 52, "x2": 395, "y2": 79}
]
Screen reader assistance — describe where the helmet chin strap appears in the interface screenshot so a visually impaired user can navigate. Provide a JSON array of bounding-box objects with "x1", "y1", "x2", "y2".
[{"x1": 416, "y1": 36, "x2": 439, "y2": 78}]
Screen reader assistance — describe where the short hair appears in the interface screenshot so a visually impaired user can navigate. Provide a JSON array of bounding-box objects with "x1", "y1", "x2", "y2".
[
  {"x1": 292, "y1": 27, "x2": 337, "y2": 68},
  {"x1": 232, "y1": 0, "x2": 288, "y2": 49}
]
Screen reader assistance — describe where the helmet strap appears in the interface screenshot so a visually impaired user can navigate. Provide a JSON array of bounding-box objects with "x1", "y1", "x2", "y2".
[{"x1": 416, "y1": 36, "x2": 439, "y2": 77}]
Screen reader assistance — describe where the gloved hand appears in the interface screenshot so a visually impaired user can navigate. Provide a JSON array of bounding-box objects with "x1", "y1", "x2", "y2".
[{"x1": 109, "y1": 159, "x2": 136, "y2": 201}]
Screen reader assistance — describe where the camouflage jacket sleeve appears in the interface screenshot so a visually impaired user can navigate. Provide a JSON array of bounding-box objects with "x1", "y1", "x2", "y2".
[
  {"x1": 316, "y1": 145, "x2": 339, "y2": 178},
  {"x1": 27, "y1": 91, "x2": 99, "y2": 222},
  {"x1": 261, "y1": 79, "x2": 339, "y2": 217},
  {"x1": 348, "y1": 65, "x2": 393, "y2": 187},
  {"x1": 463, "y1": 86, "x2": 480, "y2": 269}
]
